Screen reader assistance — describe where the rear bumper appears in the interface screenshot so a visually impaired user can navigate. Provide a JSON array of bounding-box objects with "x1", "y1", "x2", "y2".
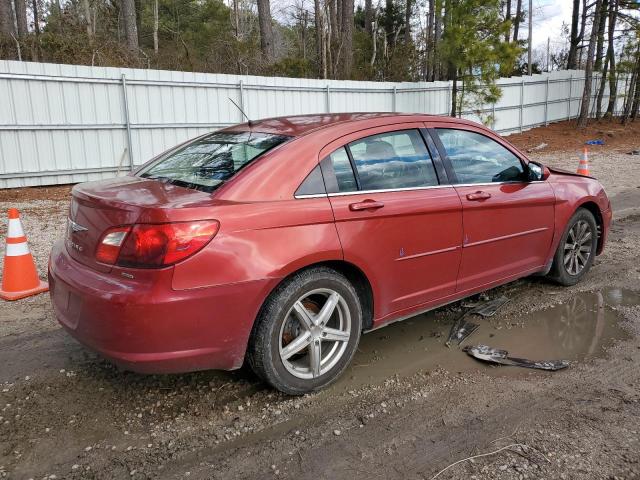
[{"x1": 48, "y1": 240, "x2": 275, "y2": 373}]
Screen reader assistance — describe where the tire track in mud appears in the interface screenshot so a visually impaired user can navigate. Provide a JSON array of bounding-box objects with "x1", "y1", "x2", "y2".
[{"x1": 162, "y1": 337, "x2": 640, "y2": 480}]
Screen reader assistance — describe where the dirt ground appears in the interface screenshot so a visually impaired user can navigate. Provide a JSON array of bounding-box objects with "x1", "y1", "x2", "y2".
[{"x1": 1, "y1": 120, "x2": 640, "y2": 480}]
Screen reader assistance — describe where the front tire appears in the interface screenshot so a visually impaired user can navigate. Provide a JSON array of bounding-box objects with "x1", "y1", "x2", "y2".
[
  {"x1": 248, "y1": 267, "x2": 363, "y2": 395},
  {"x1": 548, "y1": 208, "x2": 598, "y2": 286}
]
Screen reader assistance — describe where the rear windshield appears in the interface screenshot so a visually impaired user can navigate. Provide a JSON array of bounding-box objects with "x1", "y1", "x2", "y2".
[{"x1": 138, "y1": 131, "x2": 290, "y2": 192}]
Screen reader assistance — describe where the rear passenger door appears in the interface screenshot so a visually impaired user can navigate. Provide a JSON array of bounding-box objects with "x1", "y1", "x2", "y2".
[{"x1": 321, "y1": 124, "x2": 463, "y2": 323}]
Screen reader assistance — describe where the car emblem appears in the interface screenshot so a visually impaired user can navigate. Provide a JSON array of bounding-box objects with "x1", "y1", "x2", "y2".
[{"x1": 68, "y1": 218, "x2": 88, "y2": 233}]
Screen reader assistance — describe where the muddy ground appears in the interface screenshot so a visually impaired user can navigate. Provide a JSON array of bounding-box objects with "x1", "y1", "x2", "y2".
[{"x1": 1, "y1": 120, "x2": 640, "y2": 480}]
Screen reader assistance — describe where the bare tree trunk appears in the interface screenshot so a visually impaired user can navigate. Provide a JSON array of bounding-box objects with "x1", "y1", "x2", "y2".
[
  {"x1": 605, "y1": 0, "x2": 618, "y2": 117},
  {"x1": 0, "y1": 0, "x2": 15, "y2": 38},
  {"x1": 434, "y1": 0, "x2": 442, "y2": 80},
  {"x1": 31, "y1": 0, "x2": 40, "y2": 60},
  {"x1": 504, "y1": 0, "x2": 511, "y2": 42},
  {"x1": 14, "y1": 0, "x2": 27, "y2": 37},
  {"x1": 621, "y1": 46, "x2": 639, "y2": 124},
  {"x1": 301, "y1": 9, "x2": 308, "y2": 61},
  {"x1": 323, "y1": 4, "x2": 329, "y2": 77},
  {"x1": 450, "y1": 66, "x2": 458, "y2": 116},
  {"x1": 83, "y1": 0, "x2": 93, "y2": 36},
  {"x1": 340, "y1": 0, "x2": 353, "y2": 78},
  {"x1": 31, "y1": 0, "x2": 39, "y2": 35},
  {"x1": 121, "y1": 0, "x2": 139, "y2": 51},
  {"x1": 404, "y1": 0, "x2": 412, "y2": 44},
  {"x1": 314, "y1": 0, "x2": 325, "y2": 78},
  {"x1": 257, "y1": 0, "x2": 274, "y2": 59},
  {"x1": 577, "y1": 0, "x2": 587, "y2": 67},
  {"x1": 328, "y1": 0, "x2": 339, "y2": 78},
  {"x1": 134, "y1": 0, "x2": 142, "y2": 45},
  {"x1": 512, "y1": 0, "x2": 522, "y2": 42},
  {"x1": 425, "y1": 0, "x2": 434, "y2": 80},
  {"x1": 370, "y1": 14, "x2": 377, "y2": 66},
  {"x1": 596, "y1": 56, "x2": 608, "y2": 118},
  {"x1": 232, "y1": 0, "x2": 238, "y2": 37},
  {"x1": 153, "y1": 0, "x2": 158, "y2": 53},
  {"x1": 577, "y1": 0, "x2": 603, "y2": 128},
  {"x1": 631, "y1": 75, "x2": 640, "y2": 121},
  {"x1": 567, "y1": 0, "x2": 580, "y2": 69},
  {"x1": 594, "y1": 0, "x2": 607, "y2": 71},
  {"x1": 365, "y1": 0, "x2": 373, "y2": 36}
]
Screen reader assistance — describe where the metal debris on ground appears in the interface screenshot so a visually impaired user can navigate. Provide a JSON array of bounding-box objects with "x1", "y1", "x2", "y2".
[
  {"x1": 468, "y1": 295, "x2": 510, "y2": 318},
  {"x1": 627, "y1": 150, "x2": 640, "y2": 155},
  {"x1": 462, "y1": 344, "x2": 570, "y2": 371},
  {"x1": 445, "y1": 316, "x2": 479, "y2": 347},
  {"x1": 445, "y1": 296, "x2": 510, "y2": 347}
]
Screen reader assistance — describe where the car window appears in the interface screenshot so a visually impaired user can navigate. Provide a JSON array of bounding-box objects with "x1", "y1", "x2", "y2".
[
  {"x1": 138, "y1": 131, "x2": 290, "y2": 193},
  {"x1": 295, "y1": 165, "x2": 326, "y2": 196},
  {"x1": 326, "y1": 147, "x2": 358, "y2": 193},
  {"x1": 436, "y1": 128, "x2": 525, "y2": 184},
  {"x1": 347, "y1": 130, "x2": 438, "y2": 191}
]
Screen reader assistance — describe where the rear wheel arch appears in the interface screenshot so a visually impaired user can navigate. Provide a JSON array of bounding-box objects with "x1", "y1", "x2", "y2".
[{"x1": 256, "y1": 260, "x2": 374, "y2": 333}]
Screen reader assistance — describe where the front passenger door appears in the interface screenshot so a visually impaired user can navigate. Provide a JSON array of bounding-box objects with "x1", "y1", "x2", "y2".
[{"x1": 430, "y1": 126, "x2": 555, "y2": 294}]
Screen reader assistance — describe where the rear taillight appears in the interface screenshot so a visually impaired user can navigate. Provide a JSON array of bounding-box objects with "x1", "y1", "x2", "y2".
[
  {"x1": 96, "y1": 226, "x2": 131, "y2": 264},
  {"x1": 95, "y1": 221, "x2": 219, "y2": 268}
]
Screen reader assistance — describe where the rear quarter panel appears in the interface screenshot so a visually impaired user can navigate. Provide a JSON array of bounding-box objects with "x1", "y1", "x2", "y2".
[{"x1": 171, "y1": 197, "x2": 343, "y2": 290}]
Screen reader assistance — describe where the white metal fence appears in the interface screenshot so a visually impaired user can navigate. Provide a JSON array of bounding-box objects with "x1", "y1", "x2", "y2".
[{"x1": 0, "y1": 60, "x2": 629, "y2": 188}]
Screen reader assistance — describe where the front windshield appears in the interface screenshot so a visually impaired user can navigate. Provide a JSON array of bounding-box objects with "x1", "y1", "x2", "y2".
[{"x1": 138, "y1": 131, "x2": 290, "y2": 192}]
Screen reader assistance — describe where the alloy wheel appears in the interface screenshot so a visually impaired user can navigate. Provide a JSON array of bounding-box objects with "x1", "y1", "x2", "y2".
[
  {"x1": 278, "y1": 288, "x2": 351, "y2": 379},
  {"x1": 563, "y1": 219, "x2": 593, "y2": 276}
]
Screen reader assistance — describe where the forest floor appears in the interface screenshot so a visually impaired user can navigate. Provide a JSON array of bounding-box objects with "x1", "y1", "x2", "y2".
[{"x1": 1, "y1": 119, "x2": 640, "y2": 479}]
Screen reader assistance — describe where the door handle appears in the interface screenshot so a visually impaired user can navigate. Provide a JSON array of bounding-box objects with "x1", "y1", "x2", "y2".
[
  {"x1": 349, "y1": 200, "x2": 385, "y2": 211},
  {"x1": 466, "y1": 191, "x2": 492, "y2": 201}
]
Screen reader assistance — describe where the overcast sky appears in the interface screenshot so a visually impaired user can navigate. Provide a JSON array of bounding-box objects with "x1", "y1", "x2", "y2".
[{"x1": 531, "y1": 0, "x2": 574, "y2": 48}]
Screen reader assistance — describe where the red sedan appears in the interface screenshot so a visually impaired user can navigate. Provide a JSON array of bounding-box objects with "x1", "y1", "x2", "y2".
[{"x1": 49, "y1": 113, "x2": 612, "y2": 394}]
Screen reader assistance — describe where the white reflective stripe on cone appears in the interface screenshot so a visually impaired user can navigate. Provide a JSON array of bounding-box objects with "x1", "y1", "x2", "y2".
[
  {"x1": 7, "y1": 218, "x2": 25, "y2": 238},
  {"x1": 5, "y1": 242, "x2": 30, "y2": 257}
]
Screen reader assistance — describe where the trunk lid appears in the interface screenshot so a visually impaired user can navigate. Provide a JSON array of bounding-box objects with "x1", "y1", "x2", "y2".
[{"x1": 67, "y1": 176, "x2": 215, "y2": 272}]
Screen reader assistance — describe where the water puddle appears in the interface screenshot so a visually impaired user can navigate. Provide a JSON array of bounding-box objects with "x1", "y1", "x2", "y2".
[{"x1": 334, "y1": 288, "x2": 637, "y2": 390}]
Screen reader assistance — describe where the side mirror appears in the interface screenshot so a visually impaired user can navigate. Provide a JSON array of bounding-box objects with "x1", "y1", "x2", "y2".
[{"x1": 527, "y1": 161, "x2": 547, "y2": 181}]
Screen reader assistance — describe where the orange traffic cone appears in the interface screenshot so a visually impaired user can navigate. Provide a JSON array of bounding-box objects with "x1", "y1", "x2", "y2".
[
  {"x1": 0, "y1": 208, "x2": 49, "y2": 301},
  {"x1": 577, "y1": 147, "x2": 591, "y2": 176}
]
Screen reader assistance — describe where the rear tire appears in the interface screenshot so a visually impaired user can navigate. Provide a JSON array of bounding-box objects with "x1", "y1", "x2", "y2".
[
  {"x1": 247, "y1": 267, "x2": 362, "y2": 395},
  {"x1": 548, "y1": 208, "x2": 598, "y2": 286}
]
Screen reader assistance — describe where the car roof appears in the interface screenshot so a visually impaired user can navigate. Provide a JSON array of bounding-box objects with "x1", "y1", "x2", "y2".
[{"x1": 221, "y1": 113, "x2": 484, "y2": 137}]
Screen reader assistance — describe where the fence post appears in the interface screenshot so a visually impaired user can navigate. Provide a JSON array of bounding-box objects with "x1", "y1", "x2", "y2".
[
  {"x1": 238, "y1": 79, "x2": 245, "y2": 121},
  {"x1": 519, "y1": 77, "x2": 524, "y2": 133},
  {"x1": 120, "y1": 74, "x2": 134, "y2": 171},
  {"x1": 392, "y1": 85, "x2": 397, "y2": 112},
  {"x1": 544, "y1": 77, "x2": 549, "y2": 126},
  {"x1": 447, "y1": 81, "x2": 452, "y2": 116},
  {"x1": 567, "y1": 74, "x2": 573, "y2": 120},
  {"x1": 492, "y1": 101, "x2": 496, "y2": 129},
  {"x1": 326, "y1": 85, "x2": 331, "y2": 113}
]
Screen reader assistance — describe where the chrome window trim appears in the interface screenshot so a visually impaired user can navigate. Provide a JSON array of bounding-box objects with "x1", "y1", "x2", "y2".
[
  {"x1": 327, "y1": 184, "x2": 451, "y2": 197},
  {"x1": 294, "y1": 193, "x2": 330, "y2": 199},
  {"x1": 452, "y1": 180, "x2": 544, "y2": 187},
  {"x1": 293, "y1": 180, "x2": 545, "y2": 199}
]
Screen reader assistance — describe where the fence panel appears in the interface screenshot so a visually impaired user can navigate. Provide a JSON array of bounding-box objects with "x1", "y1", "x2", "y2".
[{"x1": 0, "y1": 60, "x2": 629, "y2": 188}]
